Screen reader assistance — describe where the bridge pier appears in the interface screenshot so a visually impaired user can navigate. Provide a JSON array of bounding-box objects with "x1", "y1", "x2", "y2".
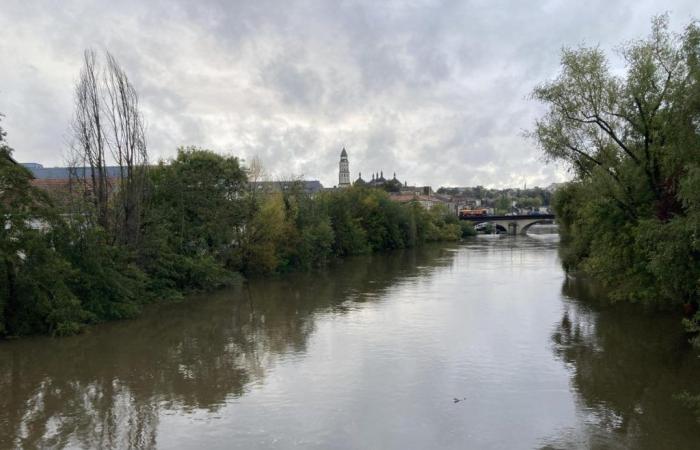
[{"x1": 508, "y1": 222, "x2": 518, "y2": 235}]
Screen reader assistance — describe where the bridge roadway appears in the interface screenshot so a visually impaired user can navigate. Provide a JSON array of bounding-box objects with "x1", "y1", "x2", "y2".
[{"x1": 459, "y1": 214, "x2": 555, "y2": 235}]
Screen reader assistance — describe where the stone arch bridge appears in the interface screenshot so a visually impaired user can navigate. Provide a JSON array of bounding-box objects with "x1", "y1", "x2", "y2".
[{"x1": 460, "y1": 214, "x2": 556, "y2": 235}]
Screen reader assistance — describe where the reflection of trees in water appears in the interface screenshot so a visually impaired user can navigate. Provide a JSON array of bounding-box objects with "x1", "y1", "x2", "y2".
[
  {"x1": 541, "y1": 277, "x2": 700, "y2": 449},
  {"x1": 0, "y1": 244, "x2": 457, "y2": 449}
]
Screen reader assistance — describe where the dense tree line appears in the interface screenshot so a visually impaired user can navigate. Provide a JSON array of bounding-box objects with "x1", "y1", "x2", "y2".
[
  {"x1": 1, "y1": 120, "x2": 471, "y2": 337},
  {"x1": 532, "y1": 17, "x2": 700, "y2": 341}
]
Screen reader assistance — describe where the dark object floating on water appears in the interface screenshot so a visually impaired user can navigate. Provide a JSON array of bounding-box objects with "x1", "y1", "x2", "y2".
[{"x1": 453, "y1": 397, "x2": 466, "y2": 403}]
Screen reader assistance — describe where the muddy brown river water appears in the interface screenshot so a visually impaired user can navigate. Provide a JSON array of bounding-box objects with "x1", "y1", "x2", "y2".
[{"x1": 1, "y1": 235, "x2": 699, "y2": 449}]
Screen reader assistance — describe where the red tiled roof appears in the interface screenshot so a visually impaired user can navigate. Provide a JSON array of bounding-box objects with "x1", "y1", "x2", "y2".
[
  {"x1": 30, "y1": 177, "x2": 120, "y2": 191},
  {"x1": 389, "y1": 194, "x2": 444, "y2": 203}
]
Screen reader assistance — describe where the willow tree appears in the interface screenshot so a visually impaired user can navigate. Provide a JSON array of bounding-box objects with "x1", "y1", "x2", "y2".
[
  {"x1": 531, "y1": 15, "x2": 699, "y2": 220},
  {"x1": 531, "y1": 16, "x2": 700, "y2": 310}
]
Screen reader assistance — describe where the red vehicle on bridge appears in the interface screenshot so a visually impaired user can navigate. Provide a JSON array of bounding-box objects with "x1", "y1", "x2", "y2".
[{"x1": 459, "y1": 208, "x2": 488, "y2": 219}]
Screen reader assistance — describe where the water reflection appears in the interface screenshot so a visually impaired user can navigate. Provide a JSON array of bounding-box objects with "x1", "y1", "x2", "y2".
[
  {"x1": 541, "y1": 277, "x2": 700, "y2": 449},
  {"x1": 0, "y1": 244, "x2": 457, "y2": 449},
  {"x1": 3, "y1": 239, "x2": 700, "y2": 449}
]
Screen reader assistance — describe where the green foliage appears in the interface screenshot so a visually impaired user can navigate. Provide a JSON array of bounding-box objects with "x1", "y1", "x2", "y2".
[
  {"x1": 538, "y1": 21, "x2": 700, "y2": 424},
  {"x1": 317, "y1": 188, "x2": 462, "y2": 259},
  {"x1": 147, "y1": 147, "x2": 247, "y2": 263},
  {"x1": 238, "y1": 193, "x2": 288, "y2": 273},
  {"x1": 0, "y1": 142, "x2": 86, "y2": 336},
  {"x1": 382, "y1": 178, "x2": 403, "y2": 193},
  {"x1": 1, "y1": 140, "x2": 461, "y2": 337},
  {"x1": 57, "y1": 224, "x2": 148, "y2": 321},
  {"x1": 538, "y1": 17, "x2": 700, "y2": 329},
  {"x1": 140, "y1": 147, "x2": 248, "y2": 292},
  {"x1": 422, "y1": 204, "x2": 462, "y2": 241},
  {"x1": 280, "y1": 186, "x2": 335, "y2": 270},
  {"x1": 232, "y1": 186, "x2": 465, "y2": 275},
  {"x1": 460, "y1": 221, "x2": 477, "y2": 238},
  {"x1": 495, "y1": 196, "x2": 511, "y2": 214},
  {"x1": 516, "y1": 196, "x2": 542, "y2": 209},
  {"x1": 7, "y1": 228, "x2": 87, "y2": 337},
  {"x1": 675, "y1": 392, "x2": 700, "y2": 424}
]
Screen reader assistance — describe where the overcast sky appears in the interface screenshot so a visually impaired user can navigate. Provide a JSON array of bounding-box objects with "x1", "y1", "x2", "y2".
[{"x1": 0, "y1": 1, "x2": 697, "y2": 188}]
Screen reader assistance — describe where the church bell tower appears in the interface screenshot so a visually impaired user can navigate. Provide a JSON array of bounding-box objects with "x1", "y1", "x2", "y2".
[{"x1": 339, "y1": 147, "x2": 350, "y2": 187}]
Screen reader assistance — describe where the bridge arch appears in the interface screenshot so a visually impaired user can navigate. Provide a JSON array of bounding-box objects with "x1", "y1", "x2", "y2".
[
  {"x1": 472, "y1": 221, "x2": 508, "y2": 234},
  {"x1": 520, "y1": 219, "x2": 555, "y2": 235},
  {"x1": 460, "y1": 214, "x2": 556, "y2": 235}
]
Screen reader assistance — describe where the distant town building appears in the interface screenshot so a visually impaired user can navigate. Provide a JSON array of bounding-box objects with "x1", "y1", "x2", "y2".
[
  {"x1": 389, "y1": 193, "x2": 433, "y2": 208},
  {"x1": 250, "y1": 180, "x2": 324, "y2": 195},
  {"x1": 363, "y1": 171, "x2": 408, "y2": 192},
  {"x1": 338, "y1": 148, "x2": 350, "y2": 188},
  {"x1": 369, "y1": 171, "x2": 387, "y2": 186},
  {"x1": 21, "y1": 163, "x2": 123, "y2": 193},
  {"x1": 399, "y1": 184, "x2": 432, "y2": 196},
  {"x1": 22, "y1": 163, "x2": 125, "y2": 180},
  {"x1": 23, "y1": 162, "x2": 325, "y2": 197},
  {"x1": 334, "y1": 148, "x2": 440, "y2": 208},
  {"x1": 388, "y1": 192, "x2": 456, "y2": 212}
]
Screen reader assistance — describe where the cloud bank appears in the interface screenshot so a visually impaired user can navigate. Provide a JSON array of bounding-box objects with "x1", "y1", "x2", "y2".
[{"x1": 0, "y1": 0, "x2": 697, "y2": 187}]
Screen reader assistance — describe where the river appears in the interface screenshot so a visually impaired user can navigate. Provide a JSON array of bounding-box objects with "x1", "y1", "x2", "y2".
[{"x1": 1, "y1": 235, "x2": 699, "y2": 449}]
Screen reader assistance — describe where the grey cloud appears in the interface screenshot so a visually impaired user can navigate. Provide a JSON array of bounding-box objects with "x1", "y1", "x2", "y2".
[
  {"x1": 0, "y1": 0, "x2": 698, "y2": 188},
  {"x1": 261, "y1": 62, "x2": 325, "y2": 110}
]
